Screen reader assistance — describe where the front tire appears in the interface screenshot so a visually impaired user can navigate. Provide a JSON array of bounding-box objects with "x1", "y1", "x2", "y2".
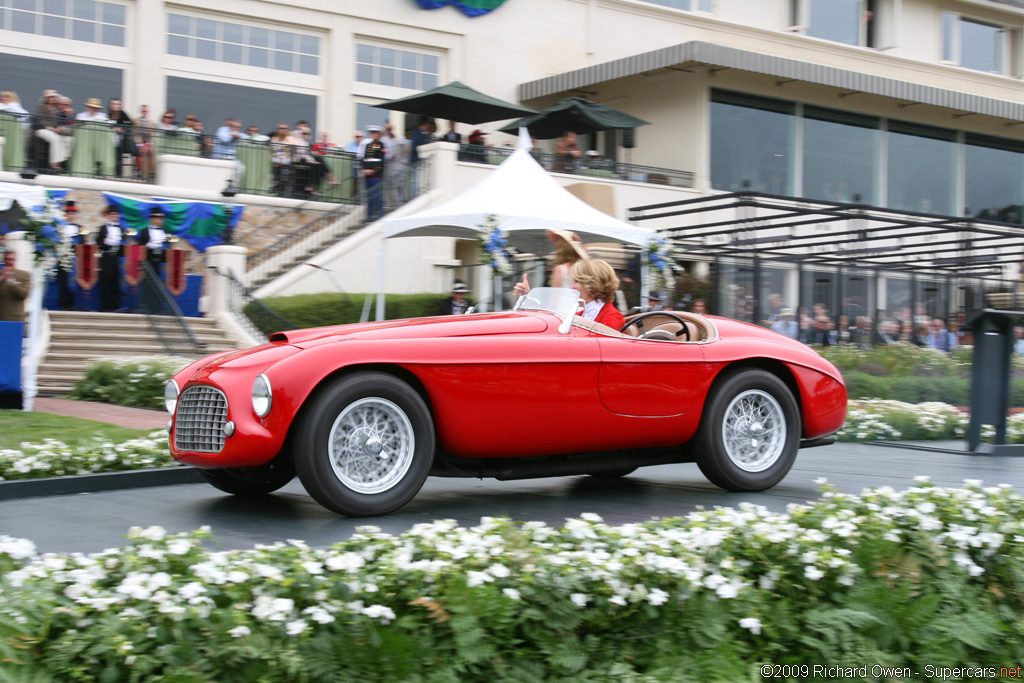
[
  {"x1": 695, "y1": 369, "x2": 800, "y2": 491},
  {"x1": 198, "y1": 456, "x2": 295, "y2": 496},
  {"x1": 295, "y1": 372, "x2": 435, "y2": 516}
]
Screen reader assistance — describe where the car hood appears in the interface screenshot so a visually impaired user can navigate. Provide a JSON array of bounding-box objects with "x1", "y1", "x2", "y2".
[{"x1": 267, "y1": 311, "x2": 550, "y2": 348}]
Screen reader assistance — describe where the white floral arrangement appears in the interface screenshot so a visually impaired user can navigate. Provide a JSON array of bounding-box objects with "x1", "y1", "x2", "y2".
[
  {"x1": 1, "y1": 480, "x2": 1023, "y2": 679},
  {"x1": 477, "y1": 213, "x2": 515, "y2": 276},
  {"x1": 0, "y1": 432, "x2": 177, "y2": 481},
  {"x1": 642, "y1": 236, "x2": 680, "y2": 293},
  {"x1": 19, "y1": 196, "x2": 69, "y2": 271}
]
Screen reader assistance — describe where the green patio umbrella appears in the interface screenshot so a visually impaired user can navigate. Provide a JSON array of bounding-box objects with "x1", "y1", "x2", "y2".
[
  {"x1": 499, "y1": 97, "x2": 650, "y2": 139},
  {"x1": 373, "y1": 81, "x2": 536, "y2": 125}
]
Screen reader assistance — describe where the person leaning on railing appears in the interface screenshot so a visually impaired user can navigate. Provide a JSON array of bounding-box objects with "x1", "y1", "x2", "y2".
[
  {"x1": 32, "y1": 89, "x2": 68, "y2": 171},
  {"x1": 270, "y1": 123, "x2": 300, "y2": 195}
]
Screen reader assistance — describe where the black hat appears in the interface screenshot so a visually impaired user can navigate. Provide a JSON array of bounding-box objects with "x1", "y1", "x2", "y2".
[
  {"x1": 149, "y1": 206, "x2": 165, "y2": 217},
  {"x1": 64, "y1": 200, "x2": 77, "y2": 212}
]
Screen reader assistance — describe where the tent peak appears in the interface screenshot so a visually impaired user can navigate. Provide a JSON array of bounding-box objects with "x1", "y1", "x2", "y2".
[{"x1": 516, "y1": 127, "x2": 532, "y2": 151}]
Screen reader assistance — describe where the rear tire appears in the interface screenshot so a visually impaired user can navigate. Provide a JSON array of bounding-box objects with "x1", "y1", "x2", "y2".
[
  {"x1": 695, "y1": 369, "x2": 800, "y2": 491},
  {"x1": 295, "y1": 372, "x2": 435, "y2": 516},
  {"x1": 198, "y1": 456, "x2": 295, "y2": 496}
]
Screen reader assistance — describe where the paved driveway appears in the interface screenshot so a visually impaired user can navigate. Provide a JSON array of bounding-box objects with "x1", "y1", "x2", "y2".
[{"x1": 2, "y1": 442, "x2": 1022, "y2": 554}]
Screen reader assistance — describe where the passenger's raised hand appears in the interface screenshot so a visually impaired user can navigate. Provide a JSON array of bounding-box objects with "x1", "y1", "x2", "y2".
[{"x1": 513, "y1": 272, "x2": 530, "y2": 298}]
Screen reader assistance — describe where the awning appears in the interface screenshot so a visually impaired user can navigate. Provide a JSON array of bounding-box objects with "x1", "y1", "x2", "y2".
[{"x1": 518, "y1": 41, "x2": 1024, "y2": 123}]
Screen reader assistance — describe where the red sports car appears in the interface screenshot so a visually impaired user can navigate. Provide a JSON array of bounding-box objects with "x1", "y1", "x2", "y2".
[{"x1": 166, "y1": 288, "x2": 847, "y2": 516}]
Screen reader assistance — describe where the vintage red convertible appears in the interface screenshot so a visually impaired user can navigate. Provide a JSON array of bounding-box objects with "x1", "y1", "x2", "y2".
[{"x1": 166, "y1": 288, "x2": 846, "y2": 516}]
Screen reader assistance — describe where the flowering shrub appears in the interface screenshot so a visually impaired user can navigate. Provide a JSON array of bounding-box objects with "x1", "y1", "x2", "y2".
[
  {"x1": 0, "y1": 432, "x2": 177, "y2": 481},
  {"x1": 476, "y1": 214, "x2": 515, "y2": 276},
  {"x1": 69, "y1": 356, "x2": 191, "y2": 410},
  {"x1": 1, "y1": 481, "x2": 1022, "y2": 680},
  {"x1": 839, "y1": 399, "x2": 1024, "y2": 443},
  {"x1": 19, "y1": 195, "x2": 68, "y2": 268}
]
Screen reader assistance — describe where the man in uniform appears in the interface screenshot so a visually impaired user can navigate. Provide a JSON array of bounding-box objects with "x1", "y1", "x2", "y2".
[
  {"x1": 358, "y1": 125, "x2": 389, "y2": 221},
  {"x1": 95, "y1": 204, "x2": 126, "y2": 311},
  {"x1": 136, "y1": 205, "x2": 169, "y2": 276},
  {"x1": 55, "y1": 200, "x2": 84, "y2": 309}
]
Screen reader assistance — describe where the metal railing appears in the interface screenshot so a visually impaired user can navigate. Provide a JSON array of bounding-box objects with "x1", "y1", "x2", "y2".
[
  {"x1": 213, "y1": 266, "x2": 295, "y2": 342},
  {"x1": 244, "y1": 156, "x2": 432, "y2": 289},
  {"x1": 0, "y1": 112, "x2": 363, "y2": 203},
  {"x1": 138, "y1": 261, "x2": 207, "y2": 359},
  {"x1": 457, "y1": 143, "x2": 694, "y2": 188}
]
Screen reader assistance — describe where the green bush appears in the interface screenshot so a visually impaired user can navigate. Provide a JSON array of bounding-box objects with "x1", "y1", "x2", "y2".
[
  {"x1": 259, "y1": 292, "x2": 451, "y2": 332},
  {"x1": 69, "y1": 356, "x2": 191, "y2": 410},
  {"x1": 2, "y1": 482, "x2": 1023, "y2": 681}
]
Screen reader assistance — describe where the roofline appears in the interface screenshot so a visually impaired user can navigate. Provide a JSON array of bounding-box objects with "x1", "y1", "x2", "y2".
[{"x1": 518, "y1": 41, "x2": 1024, "y2": 122}]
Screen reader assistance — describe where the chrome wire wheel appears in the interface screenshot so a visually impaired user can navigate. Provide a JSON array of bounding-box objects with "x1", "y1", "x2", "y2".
[
  {"x1": 328, "y1": 397, "x2": 415, "y2": 495},
  {"x1": 721, "y1": 389, "x2": 786, "y2": 473}
]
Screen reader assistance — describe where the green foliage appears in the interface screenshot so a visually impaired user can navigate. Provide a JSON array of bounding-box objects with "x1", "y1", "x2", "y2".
[
  {"x1": 69, "y1": 356, "x2": 190, "y2": 410},
  {"x1": 0, "y1": 411, "x2": 150, "y2": 451},
  {"x1": 2, "y1": 483, "x2": 1024, "y2": 680},
  {"x1": 258, "y1": 292, "x2": 451, "y2": 333}
]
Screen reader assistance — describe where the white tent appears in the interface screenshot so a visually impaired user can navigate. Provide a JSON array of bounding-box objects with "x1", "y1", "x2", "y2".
[
  {"x1": 374, "y1": 130, "x2": 653, "y2": 317},
  {"x1": 378, "y1": 137, "x2": 652, "y2": 255}
]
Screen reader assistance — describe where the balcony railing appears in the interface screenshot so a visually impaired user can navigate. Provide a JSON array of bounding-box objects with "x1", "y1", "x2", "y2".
[
  {"x1": 457, "y1": 143, "x2": 694, "y2": 188},
  {"x1": 0, "y1": 112, "x2": 364, "y2": 203}
]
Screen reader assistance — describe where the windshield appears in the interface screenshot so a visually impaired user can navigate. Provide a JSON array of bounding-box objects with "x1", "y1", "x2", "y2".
[{"x1": 513, "y1": 287, "x2": 581, "y2": 321}]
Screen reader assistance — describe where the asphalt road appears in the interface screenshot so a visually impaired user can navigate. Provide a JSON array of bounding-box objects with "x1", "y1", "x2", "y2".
[{"x1": 2, "y1": 441, "x2": 1023, "y2": 554}]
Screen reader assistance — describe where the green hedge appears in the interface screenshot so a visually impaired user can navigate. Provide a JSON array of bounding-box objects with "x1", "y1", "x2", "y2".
[
  {"x1": 69, "y1": 357, "x2": 191, "y2": 410},
  {"x1": 259, "y1": 293, "x2": 452, "y2": 332}
]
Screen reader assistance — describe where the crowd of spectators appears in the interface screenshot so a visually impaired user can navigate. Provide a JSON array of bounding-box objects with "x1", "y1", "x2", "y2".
[{"x1": 751, "y1": 294, "x2": 965, "y2": 352}]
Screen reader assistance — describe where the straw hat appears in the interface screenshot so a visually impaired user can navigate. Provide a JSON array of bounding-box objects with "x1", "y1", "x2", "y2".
[
  {"x1": 85, "y1": 97, "x2": 102, "y2": 108},
  {"x1": 545, "y1": 229, "x2": 589, "y2": 260}
]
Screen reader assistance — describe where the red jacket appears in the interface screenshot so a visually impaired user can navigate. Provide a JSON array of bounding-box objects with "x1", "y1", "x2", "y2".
[{"x1": 594, "y1": 302, "x2": 625, "y2": 330}]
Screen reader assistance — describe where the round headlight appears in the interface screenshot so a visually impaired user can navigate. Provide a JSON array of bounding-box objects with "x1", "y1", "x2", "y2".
[
  {"x1": 252, "y1": 374, "x2": 272, "y2": 417},
  {"x1": 164, "y1": 379, "x2": 179, "y2": 415}
]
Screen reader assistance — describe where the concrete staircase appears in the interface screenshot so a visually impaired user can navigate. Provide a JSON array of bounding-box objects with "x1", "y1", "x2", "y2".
[{"x1": 38, "y1": 311, "x2": 243, "y2": 396}]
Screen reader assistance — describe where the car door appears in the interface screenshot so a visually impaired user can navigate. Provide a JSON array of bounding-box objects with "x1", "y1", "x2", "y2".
[{"x1": 595, "y1": 334, "x2": 705, "y2": 417}]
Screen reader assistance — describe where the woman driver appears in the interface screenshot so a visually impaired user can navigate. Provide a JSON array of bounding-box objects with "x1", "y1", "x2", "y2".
[{"x1": 513, "y1": 258, "x2": 625, "y2": 330}]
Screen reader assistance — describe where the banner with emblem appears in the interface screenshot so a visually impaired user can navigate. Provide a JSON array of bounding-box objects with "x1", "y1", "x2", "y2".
[
  {"x1": 74, "y1": 243, "x2": 98, "y2": 291},
  {"x1": 414, "y1": 0, "x2": 509, "y2": 16},
  {"x1": 166, "y1": 248, "x2": 187, "y2": 297},
  {"x1": 124, "y1": 244, "x2": 146, "y2": 286}
]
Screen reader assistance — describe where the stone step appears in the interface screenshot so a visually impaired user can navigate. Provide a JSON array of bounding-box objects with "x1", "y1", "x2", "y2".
[
  {"x1": 49, "y1": 318, "x2": 224, "y2": 332},
  {"x1": 49, "y1": 329, "x2": 232, "y2": 344}
]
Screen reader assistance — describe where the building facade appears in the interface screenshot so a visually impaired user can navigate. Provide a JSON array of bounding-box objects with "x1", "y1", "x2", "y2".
[{"x1": 4, "y1": 0, "x2": 1023, "y2": 311}]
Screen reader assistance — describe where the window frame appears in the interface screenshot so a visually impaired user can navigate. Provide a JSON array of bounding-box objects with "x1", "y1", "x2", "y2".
[
  {"x1": 353, "y1": 40, "x2": 443, "y2": 94},
  {"x1": 0, "y1": 0, "x2": 128, "y2": 46},
  {"x1": 789, "y1": 0, "x2": 889, "y2": 49},
  {"x1": 939, "y1": 11, "x2": 1010, "y2": 75}
]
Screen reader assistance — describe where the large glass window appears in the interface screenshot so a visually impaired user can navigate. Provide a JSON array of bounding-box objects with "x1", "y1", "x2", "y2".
[
  {"x1": 710, "y1": 91, "x2": 795, "y2": 195},
  {"x1": 965, "y1": 134, "x2": 1024, "y2": 224},
  {"x1": 0, "y1": 0, "x2": 125, "y2": 45},
  {"x1": 886, "y1": 121, "x2": 957, "y2": 215},
  {"x1": 806, "y1": 0, "x2": 861, "y2": 45},
  {"x1": 167, "y1": 14, "x2": 320, "y2": 75},
  {"x1": 803, "y1": 106, "x2": 880, "y2": 204},
  {"x1": 355, "y1": 44, "x2": 440, "y2": 91},
  {"x1": 941, "y1": 13, "x2": 1006, "y2": 74}
]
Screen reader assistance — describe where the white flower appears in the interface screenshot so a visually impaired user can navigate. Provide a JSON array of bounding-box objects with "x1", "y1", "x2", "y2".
[
  {"x1": 738, "y1": 617, "x2": 762, "y2": 635},
  {"x1": 804, "y1": 566, "x2": 825, "y2": 581},
  {"x1": 570, "y1": 593, "x2": 589, "y2": 607},
  {"x1": 502, "y1": 588, "x2": 521, "y2": 601},
  {"x1": 285, "y1": 620, "x2": 308, "y2": 636},
  {"x1": 228, "y1": 625, "x2": 251, "y2": 638},
  {"x1": 361, "y1": 605, "x2": 395, "y2": 623},
  {"x1": 647, "y1": 588, "x2": 669, "y2": 606}
]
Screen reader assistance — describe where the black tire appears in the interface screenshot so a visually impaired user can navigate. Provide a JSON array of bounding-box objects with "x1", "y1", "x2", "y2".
[
  {"x1": 695, "y1": 369, "x2": 800, "y2": 492},
  {"x1": 294, "y1": 372, "x2": 435, "y2": 516},
  {"x1": 198, "y1": 456, "x2": 295, "y2": 496}
]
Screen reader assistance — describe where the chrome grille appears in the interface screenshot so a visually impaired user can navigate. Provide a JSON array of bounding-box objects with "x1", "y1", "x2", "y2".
[{"x1": 174, "y1": 385, "x2": 228, "y2": 453}]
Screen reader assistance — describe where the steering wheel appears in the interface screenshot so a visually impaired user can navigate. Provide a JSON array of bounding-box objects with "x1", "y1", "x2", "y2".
[{"x1": 620, "y1": 311, "x2": 691, "y2": 341}]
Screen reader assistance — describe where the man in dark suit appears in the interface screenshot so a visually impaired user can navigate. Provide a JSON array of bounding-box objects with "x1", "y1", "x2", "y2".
[
  {"x1": 95, "y1": 204, "x2": 126, "y2": 311},
  {"x1": 437, "y1": 281, "x2": 473, "y2": 316}
]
